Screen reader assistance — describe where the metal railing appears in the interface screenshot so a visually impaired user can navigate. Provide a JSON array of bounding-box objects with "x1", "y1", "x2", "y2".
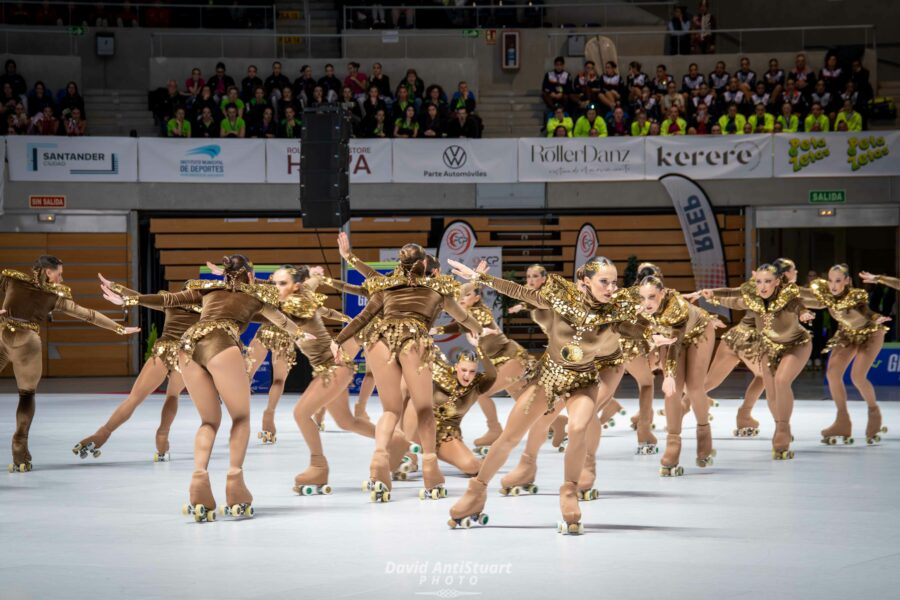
[
  {"x1": 544, "y1": 24, "x2": 877, "y2": 57},
  {"x1": 342, "y1": 2, "x2": 675, "y2": 31},
  {"x1": 0, "y1": 1, "x2": 276, "y2": 30}
]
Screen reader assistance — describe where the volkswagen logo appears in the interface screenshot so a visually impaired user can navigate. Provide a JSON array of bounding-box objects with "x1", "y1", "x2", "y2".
[{"x1": 442, "y1": 145, "x2": 468, "y2": 169}]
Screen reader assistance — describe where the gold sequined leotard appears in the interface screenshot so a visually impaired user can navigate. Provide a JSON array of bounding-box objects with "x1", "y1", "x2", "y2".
[
  {"x1": 643, "y1": 288, "x2": 715, "y2": 377},
  {"x1": 432, "y1": 349, "x2": 498, "y2": 448},
  {"x1": 805, "y1": 279, "x2": 887, "y2": 352}
]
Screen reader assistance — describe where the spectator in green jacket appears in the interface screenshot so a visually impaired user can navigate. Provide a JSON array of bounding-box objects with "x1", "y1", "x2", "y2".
[
  {"x1": 748, "y1": 103, "x2": 774, "y2": 133},
  {"x1": 573, "y1": 105, "x2": 608, "y2": 137},
  {"x1": 545, "y1": 105, "x2": 573, "y2": 137},
  {"x1": 630, "y1": 109, "x2": 651, "y2": 136},
  {"x1": 717, "y1": 102, "x2": 746, "y2": 134},
  {"x1": 660, "y1": 106, "x2": 687, "y2": 135},
  {"x1": 777, "y1": 103, "x2": 800, "y2": 133},
  {"x1": 804, "y1": 102, "x2": 830, "y2": 132},
  {"x1": 834, "y1": 99, "x2": 862, "y2": 131}
]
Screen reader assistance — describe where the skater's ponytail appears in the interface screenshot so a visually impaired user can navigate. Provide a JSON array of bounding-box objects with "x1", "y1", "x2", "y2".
[
  {"x1": 637, "y1": 262, "x2": 663, "y2": 281},
  {"x1": 772, "y1": 257, "x2": 796, "y2": 283},
  {"x1": 222, "y1": 254, "x2": 252, "y2": 289},
  {"x1": 32, "y1": 255, "x2": 63, "y2": 285}
]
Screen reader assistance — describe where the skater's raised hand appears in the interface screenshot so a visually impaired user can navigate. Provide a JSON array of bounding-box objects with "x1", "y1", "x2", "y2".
[
  {"x1": 121, "y1": 326, "x2": 142, "y2": 335},
  {"x1": 97, "y1": 272, "x2": 114, "y2": 288},
  {"x1": 799, "y1": 311, "x2": 815, "y2": 324},
  {"x1": 337, "y1": 232, "x2": 352, "y2": 261},
  {"x1": 711, "y1": 317, "x2": 727, "y2": 329},
  {"x1": 859, "y1": 271, "x2": 877, "y2": 285},
  {"x1": 101, "y1": 284, "x2": 124, "y2": 305},
  {"x1": 876, "y1": 315, "x2": 892, "y2": 325},
  {"x1": 507, "y1": 303, "x2": 526, "y2": 314},
  {"x1": 683, "y1": 291, "x2": 703, "y2": 303},
  {"x1": 661, "y1": 376, "x2": 677, "y2": 396},
  {"x1": 475, "y1": 260, "x2": 489, "y2": 275},
  {"x1": 309, "y1": 265, "x2": 325, "y2": 277},
  {"x1": 206, "y1": 261, "x2": 225, "y2": 276},
  {"x1": 448, "y1": 259, "x2": 476, "y2": 280}
]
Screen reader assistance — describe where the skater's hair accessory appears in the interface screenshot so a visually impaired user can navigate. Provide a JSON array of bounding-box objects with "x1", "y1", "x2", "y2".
[
  {"x1": 639, "y1": 275, "x2": 665, "y2": 290},
  {"x1": 32, "y1": 255, "x2": 63, "y2": 284},
  {"x1": 637, "y1": 262, "x2": 663, "y2": 280},
  {"x1": 755, "y1": 263, "x2": 778, "y2": 277},
  {"x1": 278, "y1": 264, "x2": 310, "y2": 284},
  {"x1": 456, "y1": 350, "x2": 477, "y2": 364},
  {"x1": 583, "y1": 256, "x2": 614, "y2": 278},
  {"x1": 829, "y1": 263, "x2": 851, "y2": 279},
  {"x1": 222, "y1": 254, "x2": 253, "y2": 289},
  {"x1": 398, "y1": 243, "x2": 426, "y2": 279}
]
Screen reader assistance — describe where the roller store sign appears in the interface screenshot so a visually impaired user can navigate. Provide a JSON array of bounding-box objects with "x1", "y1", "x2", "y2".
[
  {"x1": 773, "y1": 131, "x2": 900, "y2": 178},
  {"x1": 391, "y1": 139, "x2": 517, "y2": 183},
  {"x1": 264, "y1": 139, "x2": 392, "y2": 183},
  {"x1": 7, "y1": 136, "x2": 138, "y2": 182},
  {"x1": 517, "y1": 137, "x2": 644, "y2": 181}
]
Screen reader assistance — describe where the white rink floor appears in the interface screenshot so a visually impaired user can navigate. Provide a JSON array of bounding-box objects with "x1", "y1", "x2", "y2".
[{"x1": 2, "y1": 392, "x2": 899, "y2": 600}]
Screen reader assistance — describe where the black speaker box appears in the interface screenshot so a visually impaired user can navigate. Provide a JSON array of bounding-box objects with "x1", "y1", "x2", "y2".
[{"x1": 300, "y1": 107, "x2": 351, "y2": 228}]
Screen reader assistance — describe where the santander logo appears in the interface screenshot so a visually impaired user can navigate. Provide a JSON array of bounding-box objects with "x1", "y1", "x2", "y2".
[{"x1": 447, "y1": 226, "x2": 473, "y2": 255}]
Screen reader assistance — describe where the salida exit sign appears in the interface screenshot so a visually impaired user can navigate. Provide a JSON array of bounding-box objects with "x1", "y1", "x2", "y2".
[{"x1": 808, "y1": 190, "x2": 846, "y2": 204}]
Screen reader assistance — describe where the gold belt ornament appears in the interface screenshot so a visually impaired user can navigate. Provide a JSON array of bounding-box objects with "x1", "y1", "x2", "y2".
[{"x1": 0, "y1": 316, "x2": 40, "y2": 334}]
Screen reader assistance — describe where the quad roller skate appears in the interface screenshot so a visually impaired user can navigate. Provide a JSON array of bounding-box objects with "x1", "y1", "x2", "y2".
[
  {"x1": 73, "y1": 427, "x2": 111, "y2": 460},
  {"x1": 293, "y1": 455, "x2": 333, "y2": 496},
  {"x1": 472, "y1": 421, "x2": 502, "y2": 455},
  {"x1": 866, "y1": 406, "x2": 888, "y2": 445},
  {"x1": 448, "y1": 478, "x2": 489, "y2": 529},
  {"x1": 549, "y1": 415, "x2": 568, "y2": 452},
  {"x1": 599, "y1": 399, "x2": 625, "y2": 430},
  {"x1": 659, "y1": 434, "x2": 684, "y2": 476},
  {"x1": 557, "y1": 482, "x2": 584, "y2": 535},
  {"x1": 257, "y1": 408, "x2": 277, "y2": 444},
  {"x1": 218, "y1": 469, "x2": 254, "y2": 518},
  {"x1": 388, "y1": 433, "x2": 414, "y2": 481},
  {"x1": 353, "y1": 403, "x2": 372, "y2": 423},
  {"x1": 820, "y1": 411, "x2": 854, "y2": 446},
  {"x1": 154, "y1": 429, "x2": 171, "y2": 462},
  {"x1": 576, "y1": 454, "x2": 600, "y2": 501},
  {"x1": 772, "y1": 421, "x2": 795, "y2": 460},
  {"x1": 419, "y1": 453, "x2": 447, "y2": 500},
  {"x1": 393, "y1": 452, "x2": 418, "y2": 481},
  {"x1": 695, "y1": 423, "x2": 717, "y2": 468},
  {"x1": 733, "y1": 406, "x2": 760, "y2": 437},
  {"x1": 182, "y1": 469, "x2": 217, "y2": 522},
  {"x1": 499, "y1": 452, "x2": 538, "y2": 496},
  {"x1": 363, "y1": 449, "x2": 392, "y2": 502},
  {"x1": 635, "y1": 418, "x2": 659, "y2": 455},
  {"x1": 8, "y1": 433, "x2": 32, "y2": 473}
]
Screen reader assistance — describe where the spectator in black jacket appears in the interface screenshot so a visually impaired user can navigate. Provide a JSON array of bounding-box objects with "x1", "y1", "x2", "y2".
[
  {"x1": 0, "y1": 59, "x2": 27, "y2": 98},
  {"x1": 27, "y1": 81, "x2": 55, "y2": 118},
  {"x1": 319, "y1": 64, "x2": 343, "y2": 103},
  {"x1": 193, "y1": 106, "x2": 219, "y2": 138},
  {"x1": 420, "y1": 103, "x2": 445, "y2": 137},
  {"x1": 59, "y1": 81, "x2": 86, "y2": 120},
  {"x1": 293, "y1": 64, "x2": 317, "y2": 108},
  {"x1": 446, "y1": 107, "x2": 479, "y2": 138},
  {"x1": 264, "y1": 61, "x2": 290, "y2": 117},
  {"x1": 154, "y1": 79, "x2": 184, "y2": 135},
  {"x1": 240, "y1": 64, "x2": 263, "y2": 102},
  {"x1": 191, "y1": 84, "x2": 220, "y2": 122},
  {"x1": 206, "y1": 62, "x2": 235, "y2": 102},
  {"x1": 542, "y1": 56, "x2": 573, "y2": 111},
  {"x1": 369, "y1": 62, "x2": 392, "y2": 107}
]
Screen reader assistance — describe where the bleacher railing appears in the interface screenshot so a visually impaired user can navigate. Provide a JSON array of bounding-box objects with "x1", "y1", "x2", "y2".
[
  {"x1": 0, "y1": 1, "x2": 276, "y2": 31},
  {"x1": 341, "y1": 2, "x2": 676, "y2": 31}
]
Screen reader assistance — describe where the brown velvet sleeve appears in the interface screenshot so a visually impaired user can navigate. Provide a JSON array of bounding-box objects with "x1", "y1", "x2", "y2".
[
  {"x1": 442, "y1": 296, "x2": 482, "y2": 336},
  {"x1": 129, "y1": 289, "x2": 203, "y2": 309},
  {"x1": 477, "y1": 274, "x2": 549, "y2": 309},
  {"x1": 259, "y1": 304, "x2": 301, "y2": 337},
  {"x1": 334, "y1": 290, "x2": 385, "y2": 345},
  {"x1": 319, "y1": 307, "x2": 351, "y2": 323},
  {"x1": 876, "y1": 275, "x2": 900, "y2": 291},
  {"x1": 54, "y1": 298, "x2": 125, "y2": 334},
  {"x1": 709, "y1": 287, "x2": 747, "y2": 310}
]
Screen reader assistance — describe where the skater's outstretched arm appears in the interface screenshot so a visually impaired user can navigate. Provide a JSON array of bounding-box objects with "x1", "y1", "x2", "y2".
[
  {"x1": 338, "y1": 231, "x2": 380, "y2": 279},
  {"x1": 318, "y1": 306, "x2": 352, "y2": 323},
  {"x1": 449, "y1": 260, "x2": 549, "y2": 310},
  {"x1": 334, "y1": 290, "x2": 385, "y2": 346},
  {"x1": 258, "y1": 304, "x2": 303, "y2": 338},
  {"x1": 53, "y1": 297, "x2": 139, "y2": 335},
  {"x1": 441, "y1": 296, "x2": 482, "y2": 337},
  {"x1": 860, "y1": 272, "x2": 900, "y2": 290}
]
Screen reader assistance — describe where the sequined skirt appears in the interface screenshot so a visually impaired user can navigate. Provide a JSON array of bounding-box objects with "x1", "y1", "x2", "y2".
[
  {"x1": 365, "y1": 316, "x2": 433, "y2": 364},
  {"x1": 683, "y1": 312, "x2": 715, "y2": 347},
  {"x1": 150, "y1": 339, "x2": 184, "y2": 372},
  {"x1": 489, "y1": 342, "x2": 534, "y2": 370},
  {"x1": 824, "y1": 324, "x2": 888, "y2": 353},
  {"x1": 522, "y1": 354, "x2": 600, "y2": 415},
  {"x1": 759, "y1": 330, "x2": 810, "y2": 372},
  {"x1": 721, "y1": 323, "x2": 763, "y2": 361},
  {"x1": 255, "y1": 324, "x2": 298, "y2": 370},
  {"x1": 434, "y1": 408, "x2": 464, "y2": 449},
  {"x1": 311, "y1": 352, "x2": 357, "y2": 385},
  {"x1": 180, "y1": 319, "x2": 244, "y2": 368},
  {"x1": 620, "y1": 335, "x2": 651, "y2": 364}
]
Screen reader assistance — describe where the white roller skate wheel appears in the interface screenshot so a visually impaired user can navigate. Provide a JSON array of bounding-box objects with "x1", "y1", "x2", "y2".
[
  {"x1": 510, "y1": 486, "x2": 520, "y2": 496},
  {"x1": 477, "y1": 513, "x2": 489, "y2": 525},
  {"x1": 431, "y1": 488, "x2": 441, "y2": 500},
  {"x1": 302, "y1": 485, "x2": 315, "y2": 496},
  {"x1": 461, "y1": 517, "x2": 472, "y2": 528}
]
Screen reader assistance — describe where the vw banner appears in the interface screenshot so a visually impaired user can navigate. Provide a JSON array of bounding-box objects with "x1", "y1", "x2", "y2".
[
  {"x1": 392, "y1": 139, "x2": 517, "y2": 183},
  {"x1": 659, "y1": 174, "x2": 729, "y2": 318},
  {"x1": 573, "y1": 223, "x2": 599, "y2": 281},
  {"x1": 645, "y1": 134, "x2": 772, "y2": 180},
  {"x1": 265, "y1": 138, "x2": 392, "y2": 183},
  {"x1": 518, "y1": 137, "x2": 644, "y2": 181},
  {"x1": 773, "y1": 131, "x2": 900, "y2": 178},
  {"x1": 7, "y1": 136, "x2": 138, "y2": 182},
  {"x1": 139, "y1": 138, "x2": 266, "y2": 183}
]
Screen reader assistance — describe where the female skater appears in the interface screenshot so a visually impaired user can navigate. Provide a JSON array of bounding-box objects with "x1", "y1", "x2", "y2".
[
  {"x1": 2, "y1": 257, "x2": 138, "y2": 472},
  {"x1": 103, "y1": 255, "x2": 302, "y2": 521},
  {"x1": 637, "y1": 275, "x2": 720, "y2": 476},
  {"x1": 807, "y1": 266, "x2": 890, "y2": 445},
  {"x1": 432, "y1": 283, "x2": 533, "y2": 454},
  {"x1": 74, "y1": 276, "x2": 197, "y2": 461},
  {"x1": 694, "y1": 264, "x2": 815, "y2": 460},
  {"x1": 860, "y1": 272, "x2": 900, "y2": 290},
  {"x1": 331, "y1": 243, "x2": 482, "y2": 502},
  {"x1": 447, "y1": 257, "x2": 667, "y2": 534}
]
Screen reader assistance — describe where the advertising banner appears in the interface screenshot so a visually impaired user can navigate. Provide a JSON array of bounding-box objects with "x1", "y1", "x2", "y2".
[
  {"x1": 265, "y1": 138, "x2": 392, "y2": 183},
  {"x1": 645, "y1": 134, "x2": 773, "y2": 180},
  {"x1": 517, "y1": 137, "x2": 644, "y2": 181},
  {"x1": 7, "y1": 136, "x2": 138, "y2": 182},
  {"x1": 773, "y1": 131, "x2": 900, "y2": 178},
  {"x1": 659, "y1": 174, "x2": 729, "y2": 318},
  {"x1": 392, "y1": 139, "x2": 517, "y2": 183},
  {"x1": 138, "y1": 138, "x2": 266, "y2": 183}
]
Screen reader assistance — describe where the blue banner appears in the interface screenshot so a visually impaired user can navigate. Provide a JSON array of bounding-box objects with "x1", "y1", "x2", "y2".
[{"x1": 839, "y1": 342, "x2": 900, "y2": 387}]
